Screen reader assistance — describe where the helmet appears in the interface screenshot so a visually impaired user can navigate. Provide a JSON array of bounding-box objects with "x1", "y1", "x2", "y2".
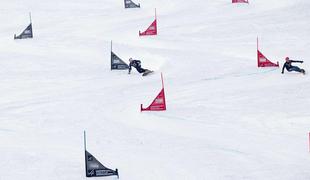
[
  {"x1": 129, "y1": 58, "x2": 133, "y2": 62},
  {"x1": 285, "y1": 57, "x2": 289, "y2": 61}
]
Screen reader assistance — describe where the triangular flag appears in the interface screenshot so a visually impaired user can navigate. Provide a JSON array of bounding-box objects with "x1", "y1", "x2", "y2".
[
  {"x1": 139, "y1": 9, "x2": 157, "y2": 36},
  {"x1": 85, "y1": 150, "x2": 119, "y2": 178},
  {"x1": 111, "y1": 52, "x2": 129, "y2": 70},
  {"x1": 110, "y1": 41, "x2": 129, "y2": 70},
  {"x1": 124, "y1": 0, "x2": 140, "y2": 8},
  {"x1": 14, "y1": 13, "x2": 33, "y2": 40},
  {"x1": 141, "y1": 73, "x2": 166, "y2": 111},
  {"x1": 257, "y1": 38, "x2": 279, "y2": 67},
  {"x1": 257, "y1": 50, "x2": 279, "y2": 67},
  {"x1": 14, "y1": 23, "x2": 33, "y2": 39},
  {"x1": 84, "y1": 131, "x2": 119, "y2": 178},
  {"x1": 139, "y1": 20, "x2": 157, "y2": 36},
  {"x1": 141, "y1": 88, "x2": 166, "y2": 111}
]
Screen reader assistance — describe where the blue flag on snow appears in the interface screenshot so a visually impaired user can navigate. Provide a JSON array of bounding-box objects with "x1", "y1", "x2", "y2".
[
  {"x1": 110, "y1": 41, "x2": 129, "y2": 70},
  {"x1": 124, "y1": 0, "x2": 140, "y2": 8},
  {"x1": 111, "y1": 51, "x2": 129, "y2": 70},
  {"x1": 84, "y1": 131, "x2": 119, "y2": 178},
  {"x1": 85, "y1": 150, "x2": 119, "y2": 178},
  {"x1": 14, "y1": 23, "x2": 33, "y2": 39}
]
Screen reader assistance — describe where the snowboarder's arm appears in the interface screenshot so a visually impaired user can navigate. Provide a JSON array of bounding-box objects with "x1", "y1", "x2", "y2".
[
  {"x1": 128, "y1": 62, "x2": 132, "y2": 74},
  {"x1": 281, "y1": 63, "x2": 286, "y2": 74},
  {"x1": 290, "y1": 60, "x2": 303, "y2": 63}
]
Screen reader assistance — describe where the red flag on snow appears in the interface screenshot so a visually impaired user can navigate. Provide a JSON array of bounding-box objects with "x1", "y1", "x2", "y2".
[
  {"x1": 141, "y1": 73, "x2": 166, "y2": 111},
  {"x1": 139, "y1": 9, "x2": 157, "y2": 36},
  {"x1": 232, "y1": 0, "x2": 249, "y2": 3},
  {"x1": 257, "y1": 38, "x2": 279, "y2": 67}
]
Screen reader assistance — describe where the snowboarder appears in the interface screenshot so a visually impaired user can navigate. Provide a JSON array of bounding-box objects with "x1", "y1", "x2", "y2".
[
  {"x1": 128, "y1": 58, "x2": 153, "y2": 76},
  {"x1": 281, "y1": 57, "x2": 305, "y2": 74}
]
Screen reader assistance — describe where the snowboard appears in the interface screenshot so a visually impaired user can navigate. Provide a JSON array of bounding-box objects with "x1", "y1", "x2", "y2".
[{"x1": 142, "y1": 70, "x2": 154, "y2": 76}]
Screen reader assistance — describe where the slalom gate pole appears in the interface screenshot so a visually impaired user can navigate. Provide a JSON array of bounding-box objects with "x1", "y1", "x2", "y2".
[
  {"x1": 84, "y1": 131, "x2": 87, "y2": 177},
  {"x1": 308, "y1": 132, "x2": 310, "y2": 152},
  {"x1": 29, "y1": 12, "x2": 32, "y2": 23},
  {"x1": 110, "y1": 41, "x2": 113, "y2": 70}
]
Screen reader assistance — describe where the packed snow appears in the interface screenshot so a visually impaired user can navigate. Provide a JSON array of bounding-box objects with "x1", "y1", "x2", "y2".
[{"x1": 0, "y1": 0, "x2": 310, "y2": 179}]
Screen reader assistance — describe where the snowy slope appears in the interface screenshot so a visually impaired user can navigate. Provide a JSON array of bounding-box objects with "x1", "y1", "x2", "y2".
[{"x1": 1, "y1": 0, "x2": 310, "y2": 179}]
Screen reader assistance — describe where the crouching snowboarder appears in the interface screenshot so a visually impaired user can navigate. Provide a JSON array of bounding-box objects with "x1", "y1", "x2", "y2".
[
  {"x1": 281, "y1": 57, "x2": 305, "y2": 75},
  {"x1": 128, "y1": 58, "x2": 153, "y2": 76}
]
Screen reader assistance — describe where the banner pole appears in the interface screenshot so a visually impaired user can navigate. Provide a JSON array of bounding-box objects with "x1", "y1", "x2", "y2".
[
  {"x1": 111, "y1": 40, "x2": 113, "y2": 52},
  {"x1": 84, "y1": 131, "x2": 87, "y2": 151},
  {"x1": 110, "y1": 41, "x2": 113, "y2": 70},
  {"x1": 257, "y1": 37, "x2": 259, "y2": 51},
  {"x1": 29, "y1": 12, "x2": 32, "y2": 23},
  {"x1": 161, "y1": 73, "x2": 164, "y2": 89},
  {"x1": 161, "y1": 73, "x2": 167, "y2": 110},
  {"x1": 309, "y1": 132, "x2": 310, "y2": 152},
  {"x1": 257, "y1": 37, "x2": 259, "y2": 67},
  {"x1": 84, "y1": 131, "x2": 87, "y2": 177}
]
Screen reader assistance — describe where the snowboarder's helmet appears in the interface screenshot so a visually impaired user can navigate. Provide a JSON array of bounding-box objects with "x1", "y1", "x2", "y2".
[
  {"x1": 285, "y1": 57, "x2": 289, "y2": 61},
  {"x1": 129, "y1": 58, "x2": 133, "y2": 62}
]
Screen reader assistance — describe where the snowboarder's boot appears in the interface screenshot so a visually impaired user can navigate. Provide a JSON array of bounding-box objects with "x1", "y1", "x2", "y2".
[{"x1": 142, "y1": 70, "x2": 154, "y2": 76}]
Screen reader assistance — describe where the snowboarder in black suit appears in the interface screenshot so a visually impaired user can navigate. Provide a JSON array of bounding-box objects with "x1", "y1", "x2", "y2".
[
  {"x1": 128, "y1": 58, "x2": 152, "y2": 75},
  {"x1": 281, "y1": 57, "x2": 305, "y2": 74}
]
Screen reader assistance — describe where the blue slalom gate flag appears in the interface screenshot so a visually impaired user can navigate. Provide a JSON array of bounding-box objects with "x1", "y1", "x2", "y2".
[
  {"x1": 14, "y1": 23, "x2": 33, "y2": 39},
  {"x1": 85, "y1": 150, "x2": 119, "y2": 178}
]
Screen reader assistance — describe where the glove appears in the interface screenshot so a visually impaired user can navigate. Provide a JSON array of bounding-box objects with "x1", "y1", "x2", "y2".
[
  {"x1": 281, "y1": 72, "x2": 284, "y2": 74},
  {"x1": 301, "y1": 61, "x2": 304, "y2": 63},
  {"x1": 128, "y1": 71, "x2": 131, "y2": 74}
]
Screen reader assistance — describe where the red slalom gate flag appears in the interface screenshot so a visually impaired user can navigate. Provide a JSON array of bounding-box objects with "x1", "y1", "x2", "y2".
[
  {"x1": 141, "y1": 73, "x2": 166, "y2": 112},
  {"x1": 257, "y1": 38, "x2": 279, "y2": 67},
  {"x1": 139, "y1": 9, "x2": 157, "y2": 36},
  {"x1": 257, "y1": 50, "x2": 279, "y2": 67},
  {"x1": 232, "y1": 0, "x2": 249, "y2": 3}
]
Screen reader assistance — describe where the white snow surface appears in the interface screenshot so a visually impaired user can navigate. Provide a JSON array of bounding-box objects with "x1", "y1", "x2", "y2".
[{"x1": 1, "y1": 0, "x2": 310, "y2": 179}]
